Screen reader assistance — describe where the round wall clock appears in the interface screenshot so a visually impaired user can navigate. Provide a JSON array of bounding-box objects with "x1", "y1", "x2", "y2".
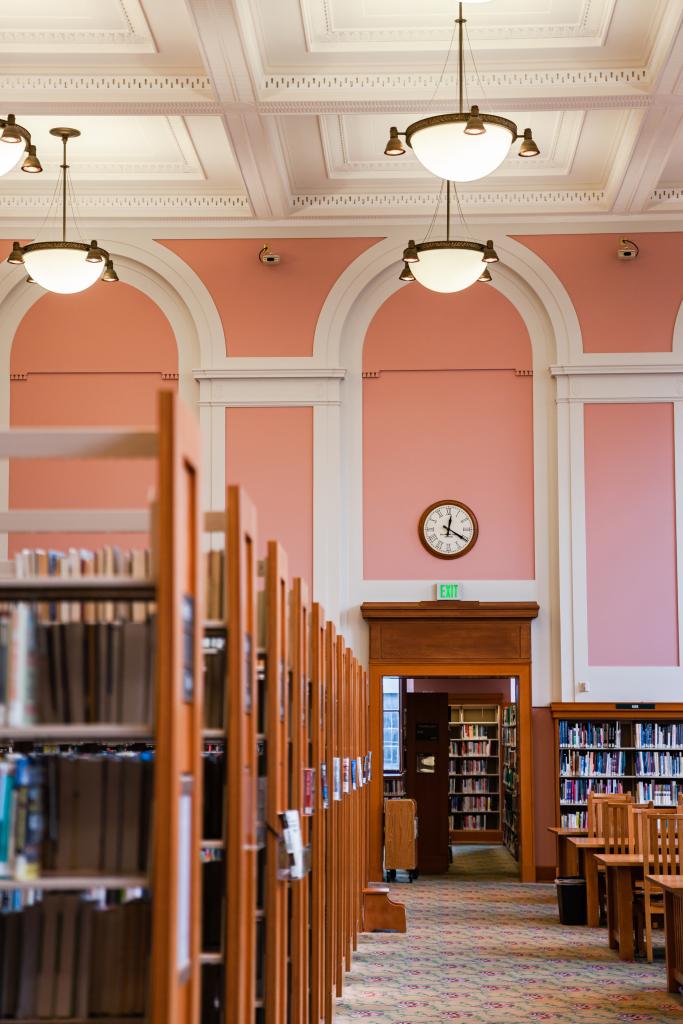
[{"x1": 418, "y1": 499, "x2": 479, "y2": 560}]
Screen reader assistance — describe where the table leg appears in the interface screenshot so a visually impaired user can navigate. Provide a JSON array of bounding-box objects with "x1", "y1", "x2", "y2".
[
  {"x1": 585, "y1": 851, "x2": 600, "y2": 928},
  {"x1": 556, "y1": 835, "x2": 564, "y2": 877},
  {"x1": 605, "y1": 866, "x2": 617, "y2": 949},
  {"x1": 615, "y1": 867, "x2": 635, "y2": 961},
  {"x1": 664, "y1": 891, "x2": 678, "y2": 994}
]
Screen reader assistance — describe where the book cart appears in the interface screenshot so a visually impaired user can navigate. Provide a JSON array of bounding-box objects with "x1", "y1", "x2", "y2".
[{"x1": 0, "y1": 391, "x2": 203, "y2": 1024}]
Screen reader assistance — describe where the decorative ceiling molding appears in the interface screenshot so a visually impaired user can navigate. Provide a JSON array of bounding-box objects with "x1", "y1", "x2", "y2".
[
  {"x1": 0, "y1": 0, "x2": 156, "y2": 54},
  {"x1": 0, "y1": 74, "x2": 217, "y2": 108},
  {"x1": 304, "y1": 0, "x2": 614, "y2": 49},
  {"x1": 0, "y1": 193, "x2": 252, "y2": 216},
  {"x1": 290, "y1": 188, "x2": 609, "y2": 213},
  {"x1": 650, "y1": 187, "x2": 683, "y2": 207}
]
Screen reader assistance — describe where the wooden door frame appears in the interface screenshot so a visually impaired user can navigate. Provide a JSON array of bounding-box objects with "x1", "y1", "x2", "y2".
[{"x1": 370, "y1": 661, "x2": 533, "y2": 883}]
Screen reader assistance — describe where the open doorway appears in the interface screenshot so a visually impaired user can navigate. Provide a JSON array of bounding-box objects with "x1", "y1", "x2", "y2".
[{"x1": 383, "y1": 675, "x2": 521, "y2": 880}]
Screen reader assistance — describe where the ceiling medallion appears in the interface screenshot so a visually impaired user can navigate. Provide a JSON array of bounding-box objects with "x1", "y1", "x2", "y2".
[
  {"x1": 384, "y1": 1, "x2": 540, "y2": 182},
  {"x1": 399, "y1": 180, "x2": 498, "y2": 293},
  {"x1": 8, "y1": 128, "x2": 119, "y2": 294}
]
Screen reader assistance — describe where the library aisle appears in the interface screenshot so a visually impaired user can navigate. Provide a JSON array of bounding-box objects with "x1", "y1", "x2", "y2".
[{"x1": 335, "y1": 878, "x2": 681, "y2": 1024}]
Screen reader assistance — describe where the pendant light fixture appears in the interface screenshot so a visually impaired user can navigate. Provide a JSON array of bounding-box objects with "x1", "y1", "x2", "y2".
[
  {"x1": 0, "y1": 114, "x2": 42, "y2": 176},
  {"x1": 384, "y1": 2, "x2": 540, "y2": 182},
  {"x1": 8, "y1": 127, "x2": 118, "y2": 294},
  {"x1": 398, "y1": 180, "x2": 498, "y2": 294}
]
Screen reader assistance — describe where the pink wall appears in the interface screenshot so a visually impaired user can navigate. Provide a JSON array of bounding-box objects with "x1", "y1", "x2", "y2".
[
  {"x1": 225, "y1": 407, "x2": 313, "y2": 588},
  {"x1": 584, "y1": 403, "x2": 678, "y2": 666},
  {"x1": 532, "y1": 706, "x2": 556, "y2": 871},
  {"x1": 363, "y1": 282, "x2": 534, "y2": 580},
  {"x1": 9, "y1": 284, "x2": 178, "y2": 553},
  {"x1": 163, "y1": 238, "x2": 379, "y2": 357},
  {"x1": 516, "y1": 233, "x2": 683, "y2": 353}
]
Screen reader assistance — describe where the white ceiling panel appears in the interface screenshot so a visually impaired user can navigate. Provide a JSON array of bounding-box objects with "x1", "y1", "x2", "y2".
[{"x1": 0, "y1": 0, "x2": 156, "y2": 53}]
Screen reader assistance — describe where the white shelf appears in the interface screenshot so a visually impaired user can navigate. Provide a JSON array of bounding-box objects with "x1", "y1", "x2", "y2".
[
  {"x1": 200, "y1": 952, "x2": 223, "y2": 964},
  {"x1": 0, "y1": 874, "x2": 148, "y2": 891},
  {"x1": 201, "y1": 839, "x2": 225, "y2": 850},
  {"x1": 0, "y1": 724, "x2": 152, "y2": 741}
]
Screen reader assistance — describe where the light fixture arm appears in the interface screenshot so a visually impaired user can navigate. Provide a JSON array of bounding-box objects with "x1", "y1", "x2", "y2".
[{"x1": 446, "y1": 180, "x2": 451, "y2": 242}]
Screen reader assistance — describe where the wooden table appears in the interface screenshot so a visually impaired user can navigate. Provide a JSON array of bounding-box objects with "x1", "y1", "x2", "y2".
[
  {"x1": 595, "y1": 853, "x2": 644, "y2": 961},
  {"x1": 649, "y1": 875, "x2": 683, "y2": 992},
  {"x1": 547, "y1": 826, "x2": 588, "y2": 877},
  {"x1": 568, "y1": 837, "x2": 606, "y2": 927}
]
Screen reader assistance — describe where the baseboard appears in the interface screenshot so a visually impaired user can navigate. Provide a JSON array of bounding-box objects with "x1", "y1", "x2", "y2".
[{"x1": 535, "y1": 865, "x2": 556, "y2": 882}]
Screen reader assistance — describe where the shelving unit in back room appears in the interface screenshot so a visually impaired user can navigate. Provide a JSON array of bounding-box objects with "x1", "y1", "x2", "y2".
[
  {"x1": 502, "y1": 703, "x2": 519, "y2": 860},
  {"x1": 448, "y1": 703, "x2": 502, "y2": 843}
]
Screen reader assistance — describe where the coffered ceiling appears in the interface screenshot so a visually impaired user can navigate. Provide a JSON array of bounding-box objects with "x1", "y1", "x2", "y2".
[{"x1": 1, "y1": 0, "x2": 682, "y2": 229}]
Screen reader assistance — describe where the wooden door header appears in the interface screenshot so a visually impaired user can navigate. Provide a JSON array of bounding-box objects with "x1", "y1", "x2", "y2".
[
  {"x1": 361, "y1": 601, "x2": 539, "y2": 621},
  {"x1": 361, "y1": 601, "x2": 539, "y2": 666}
]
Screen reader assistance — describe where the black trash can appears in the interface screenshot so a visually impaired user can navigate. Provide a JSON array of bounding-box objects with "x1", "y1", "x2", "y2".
[{"x1": 555, "y1": 876, "x2": 587, "y2": 925}]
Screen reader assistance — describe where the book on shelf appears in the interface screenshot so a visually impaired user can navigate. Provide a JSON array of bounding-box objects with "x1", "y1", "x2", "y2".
[
  {"x1": 204, "y1": 549, "x2": 225, "y2": 623},
  {"x1": 559, "y1": 720, "x2": 621, "y2": 748},
  {"x1": 1, "y1": 545, "x2": 156, "y2": 729},
  {"x1": 383, "y1": 775, "x2": 406, "y2": 798},
  {"x1": 0, "y1": 893, "x2": 150, "y2": 1019},
  {"x1": 203, "y1": 633, "x2": 226, "y2": 730},
  {"x1": 560, "y1": 777, "x2": 624, "y2": 803},
  {"x1": 560, "y1": 750, "x2": 626, "y2": 776},
  {"x1": 0, "y1": 751, "x2": 153, "y2": 881}
]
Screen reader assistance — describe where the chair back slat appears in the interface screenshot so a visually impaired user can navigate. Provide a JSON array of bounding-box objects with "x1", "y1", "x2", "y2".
[{"x1": 603, "y1": 800, "x2": 635, "y2": 854}]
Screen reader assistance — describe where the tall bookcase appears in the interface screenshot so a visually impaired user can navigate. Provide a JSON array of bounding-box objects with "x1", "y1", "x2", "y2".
[
  {"x1": 502, "y1": 703, "x2": 519, "y2": 859},
  {"x1": 0, "y1": 391, "x2": 203, "y2": 1024},
  {"x1": 552, "y1": 703, "x2": 683, "y2": 828},
  {"x1": 448, "y1": 703, "x2": 501, "y2": 842}
]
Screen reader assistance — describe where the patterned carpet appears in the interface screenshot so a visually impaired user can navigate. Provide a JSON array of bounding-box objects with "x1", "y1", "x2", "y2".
[{"x1": 336, "y1": 847, "x2": 683, "y2": 1024}]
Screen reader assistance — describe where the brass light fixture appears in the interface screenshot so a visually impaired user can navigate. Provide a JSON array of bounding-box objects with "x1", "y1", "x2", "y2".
[
  {"x1": 8, "y1": 128, "x2": 118, "y2": 294},
  {"x1": 0, "y1": 114, "x2": 42, "y2": 175},
  {"x1": 399, "y1": 180, "x2": 498, "y2": 293},
  {"x1": 384, "y1": 2, "x2": 540, "y2": 182}
]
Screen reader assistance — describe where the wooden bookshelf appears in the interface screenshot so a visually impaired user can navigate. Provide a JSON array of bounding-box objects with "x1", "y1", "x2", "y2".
[
  {"x1": 448, "y1": 703, "x2": 502, "y2": 843},
  {"x1": 502, "y1": 703, "x2": 519, "y2": 860},
  {"x1": 551, "y1": 703, "x2": 683, "y2": 828},
  {"x1": 0, "y1": 391, "x2": 203, "y2": 1024}
]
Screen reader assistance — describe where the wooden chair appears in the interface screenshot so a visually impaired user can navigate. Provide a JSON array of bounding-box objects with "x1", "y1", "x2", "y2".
[
  {"x1": 641, "y1": 813, "x2": 683, "y2": 961},
  {"x1": 587, "y1": 791, "x2": 632, "y2": 837}
]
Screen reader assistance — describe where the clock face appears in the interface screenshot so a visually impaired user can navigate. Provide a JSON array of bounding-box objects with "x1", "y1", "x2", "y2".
[{"x1": 418, "y1": 500, "x2": 478, "y2": 560}]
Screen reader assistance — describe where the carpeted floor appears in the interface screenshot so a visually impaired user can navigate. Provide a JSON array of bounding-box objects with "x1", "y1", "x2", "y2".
[{"x1": 335, "y1": 847, "x2": 683, "y2": 1023}]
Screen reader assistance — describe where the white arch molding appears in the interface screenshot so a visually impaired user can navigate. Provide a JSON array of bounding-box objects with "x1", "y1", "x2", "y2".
[
  {"x1": 0, "y1": 238, "x2": 227, "y2": 558},
  {"x1": 312, "y1": 234, "x2": 582, "y2": 703}
]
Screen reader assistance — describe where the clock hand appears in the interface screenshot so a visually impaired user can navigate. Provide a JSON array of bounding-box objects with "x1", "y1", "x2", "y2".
[{"x1": 443, "y1": 525, "x2": 467, "y2": 541}]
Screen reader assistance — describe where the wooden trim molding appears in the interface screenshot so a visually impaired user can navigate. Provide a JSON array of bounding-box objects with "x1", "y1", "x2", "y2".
[{"x1": 362, "y1": 601, "x2": 539, "y2": 884}]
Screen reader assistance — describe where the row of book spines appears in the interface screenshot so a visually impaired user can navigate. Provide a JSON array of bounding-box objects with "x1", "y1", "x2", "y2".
[
  {"x1": 0, "y1": 894, "x2": 149, "y2": 1020},
  {"x1": 559, "y1": 779, "x2": 625, "y2": 801},
  {"x1": 448, "y1": 743, "x2": 495, "y2": 755},
  {"x1": 449, "y1": 797, "x2": 497, "y2": 810},
  {"x1": 1, "y1": 611, "x2": 155, "y2": 727},
  {"x1": 635, "y1": 723, "x2": 683, "y2": 747},
  {"x1": 454, "y1": 782, "x2": 497, "y2": 793},
  {"x1": 502, "y1": 706, "x2": 517, "y2": 727},
  {"x1": 0, "y1": 754, "x2": 153, "y2": 881},
  {"x1": 558, "y1": 722, "x2": 621, "y2": 747},
  {"x1": 560, "y1": 753, "x2": 626, "y2": 775},
  {"x1": 449, "y1": 815, "x2": 490, "y2": 830},
  {"x1": 449, "y1": 759, "x2": 493, "y2": 773},
  {"x1": 452, "y1": 726, "x2": 496, "y2": 738}
]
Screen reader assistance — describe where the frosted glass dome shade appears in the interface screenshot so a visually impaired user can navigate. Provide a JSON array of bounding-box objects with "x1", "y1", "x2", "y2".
[
  {"x1": 0, "y1": 138, "x2": 25, "y2": 177},
  {"x1": 407, "y1": 114, "x2": 516, "y2": 183},
  {"x1": 411, "y1": 242, "x2": 485, "y2": 294},
  {"x1": 23, "y1": 243, "x2": 105, "y2": 294}
]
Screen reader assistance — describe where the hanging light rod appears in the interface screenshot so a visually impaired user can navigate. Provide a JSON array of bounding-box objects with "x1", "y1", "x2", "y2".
[
  {"x1": 399, "y1": 180, "x2": 499, "y2": 294},
  {"x1": 8, "y1": 127, "x2": 118, "y2": 294},
  {"x1": 384, "y1": 2, "x2": 540, "y2": 182},
  {"x1": 0, "y1": 114, "x2": 42, "y2": 176}
]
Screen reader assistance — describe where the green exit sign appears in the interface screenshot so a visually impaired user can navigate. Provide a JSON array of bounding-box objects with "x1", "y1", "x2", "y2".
[{"x1": 435, "y1": 583, "x2": 463, "y2": 601}]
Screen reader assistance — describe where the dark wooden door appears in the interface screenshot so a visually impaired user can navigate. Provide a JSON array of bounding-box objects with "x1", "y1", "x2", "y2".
[{"x1": 406, "y1": 692, "x2": 449, "y2": 874}]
